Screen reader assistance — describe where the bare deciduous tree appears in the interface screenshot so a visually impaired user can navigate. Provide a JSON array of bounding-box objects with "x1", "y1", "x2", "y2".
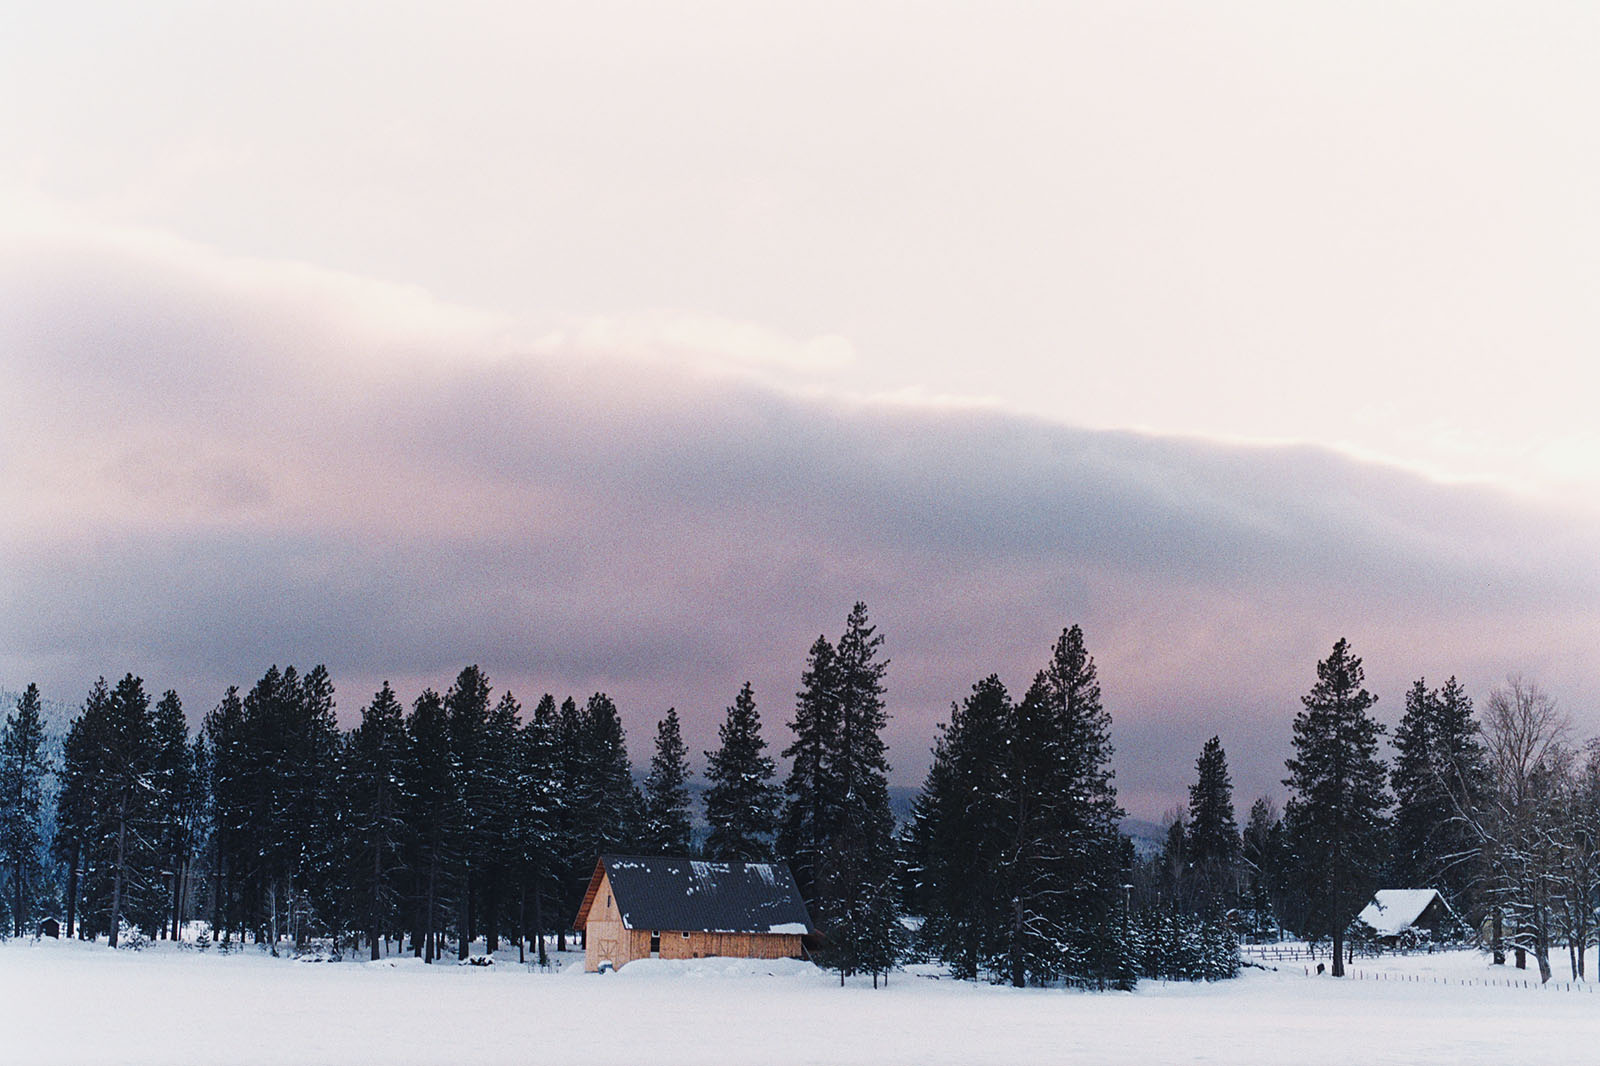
[{"x1": 1477, "y1": 676, "x2": 1572, "y2": 983}]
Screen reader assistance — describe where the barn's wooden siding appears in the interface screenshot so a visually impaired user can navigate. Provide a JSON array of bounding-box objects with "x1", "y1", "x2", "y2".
[
  {"x1": 582, "y1": 869, "x2": 805, "y2": 971},
  {"x1": 584, "y1": 870, "x2": 650, "y2": 971},
  {"x1": 659, "y1": 931, "x2": 804, "y2": 962}
]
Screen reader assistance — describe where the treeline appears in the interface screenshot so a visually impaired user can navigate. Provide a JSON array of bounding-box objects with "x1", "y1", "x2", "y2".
[
  {"x1": 12, "y1": 615, "x2": 1575, "y2": 985},
  {"x1": 3, "y1": 604, "x2": 1177, "y2": 988},
  {"x1": 42, "y1": 668, "x2": 674, "y2": 961},
  {"x1": 1128, "y1": 641, "x2": 1598, "y2": 985},
  {"x1": 0, "y1": 605, "x2": 906, "y2": 978}
]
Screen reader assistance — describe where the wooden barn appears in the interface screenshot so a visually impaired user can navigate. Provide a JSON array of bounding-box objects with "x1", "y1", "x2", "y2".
[{"x1": 573, "y1": 855, "x2": 814, "y2": 972}]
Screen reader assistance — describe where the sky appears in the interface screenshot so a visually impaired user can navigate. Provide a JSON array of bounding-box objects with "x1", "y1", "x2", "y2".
[{"x1": 3, "y1": 2, "x2": 1598, "y2": 817}]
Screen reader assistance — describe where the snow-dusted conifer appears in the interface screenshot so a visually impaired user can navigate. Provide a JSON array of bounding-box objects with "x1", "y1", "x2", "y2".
[
  {"x1": 702, "y1": 682, "x2": 780, "y2": 861},
  {"x1": 1185, "y1": 736, "x2": 1241, "y2": 915},
  {"x1": 1283, "y1": 639, "x2": 1389, "y2": 977},
  {"x1": 0, "y1": 684, "x2": 51, "y2": 937},
  {"x1": 642, "y1": 708, "x2": 693, "y2": 856}
]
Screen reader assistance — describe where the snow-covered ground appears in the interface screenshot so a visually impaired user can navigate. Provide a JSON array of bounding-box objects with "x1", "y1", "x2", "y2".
[{"x1": 4, "y1": 939, "x2": 1600, "y2": 1065}]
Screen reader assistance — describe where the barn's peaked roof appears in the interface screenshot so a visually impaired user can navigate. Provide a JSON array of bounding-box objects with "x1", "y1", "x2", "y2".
[
  {"x1": 575, "y1": 855, "x2": 814, "y2": 935},
  {"x1": 1355, "y1": 889, "x2": 1447, "y2": 936}
]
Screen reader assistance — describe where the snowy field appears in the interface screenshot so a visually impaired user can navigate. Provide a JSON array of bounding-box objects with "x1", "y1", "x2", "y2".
[{"x1": 4, "y1": 940, "x2": 1600, "y2": 1065}]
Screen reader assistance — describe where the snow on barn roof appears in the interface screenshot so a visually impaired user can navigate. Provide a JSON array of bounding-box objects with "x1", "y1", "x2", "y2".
[
  {"x1": 1355, "y1": 889, "x2": 1445, "y2": 936},
  {"x1": 576, "y1": 855, "x2": 815, "y2": 935}
]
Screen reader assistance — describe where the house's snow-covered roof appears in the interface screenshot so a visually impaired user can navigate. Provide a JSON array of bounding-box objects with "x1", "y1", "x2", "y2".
[
  {"x1": 1356, "y1": 889, "x2": 1444, "y2": 936},
  {"x1": 582, "y1": 855, "x2": 814, "y2": 935}
]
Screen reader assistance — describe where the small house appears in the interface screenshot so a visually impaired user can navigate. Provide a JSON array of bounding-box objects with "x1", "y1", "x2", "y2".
[
  {"x1": 1353, "y1": 889, "x2": 1461, "y2": 946},
  {"x1": 573, "y1": 855, "x2": 814, "y2": 972},
  {"x1": 38, "y1": 917, "x2": 60, "y2": 939}
]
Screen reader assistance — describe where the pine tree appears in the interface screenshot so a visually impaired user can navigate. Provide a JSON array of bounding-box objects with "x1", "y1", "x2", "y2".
[
  {"x1": 1283, "y1": 638, "x2": 1390, "y2": 977},
  {"x1": 102, "y1": 674, "x2": 158, "y2": 947},
  {"x1": 148, "y1": 690, "x2": 199, "y2": 940},
  {"x1": 403, "y1": 688, "x2": 460, "y2": 962},
  {"x1": 443, "y1": 666, "x2": 492, "y2": 959},
  {"x1": 909, "y1": 674, "x2": 1012, "y2": 979},
  {"x1": 233, "y1": 665, "x2": 340, "y2": 952},
  {"x1": 53, "y1": 681, "x2": 110, "y2": 940},
  {"x1": 0, "y1": 684, "x2": 51, "y2": 937},
  {"x1": 553, "y1": 695, "x2": 592, "y2": 943},
  {"x1": 1240, "y1": 797, "x2": 1287, "y2": 940},
  {"x1": 478, "y1": 690, "x2": 523, "y2": 953},
  {"x1": 812, "y1": 603, "x2": 902, "y2": 982},
  {"x1": 1391, "y1": 676, "x2": 1488, "y2": 919},
  {"x1": 778, "y1": 635, "x2": 842, "y2": 905},
  {"x1": 202, "y1": 686, "x2": 247, "y2": 943},
  {"x1": 347, "y1": 682, "x2": 408, "y2": 960},
  {"x1": 1184, "y1": 737, "x2": 1241, "y2": 915},
  {"x1": 642, "y1": 708, "x2": 693, "y2": 855},
  {"x1": 290, "y1": 665, "x2": 342, "y2": 951},
  {"x1": 702, "y1": 682, "x2": 780, "y2": 861},
  {"x1": 582, "y1": 693, "x2": 644, "y2": 852},
  {"x1": 515, "y1": 694, "x2": 564, "y2": 963},
  {"x1": 996, "y1": 625, "x2": 1123, "y2": 986}
]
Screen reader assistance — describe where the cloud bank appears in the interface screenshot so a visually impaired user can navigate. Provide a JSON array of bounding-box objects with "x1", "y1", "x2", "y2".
[{"x1": 4, "y1": 221, "x2": 1597, "y2": 816}]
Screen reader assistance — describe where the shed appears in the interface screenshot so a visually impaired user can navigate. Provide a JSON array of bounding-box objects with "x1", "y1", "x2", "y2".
[
  {"x1": 573, "y1": 855, "x2": 813, "y2": 972},
  {"x1": 1353, "y1": 889, "x2": 1461, "y2": 945},
  {"x1": 38, "y1": 917, "x2": 60, "y2": 939}
]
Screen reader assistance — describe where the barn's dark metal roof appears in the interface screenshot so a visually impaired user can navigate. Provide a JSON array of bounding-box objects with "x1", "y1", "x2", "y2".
[{"x1": 592, "y1": 855, "x2": 814, "y2": 934}]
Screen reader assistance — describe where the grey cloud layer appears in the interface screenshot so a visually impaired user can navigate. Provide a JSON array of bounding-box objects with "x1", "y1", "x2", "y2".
[{"x1": 4, "y1": 232, "x2": 1596, "y2": 815}]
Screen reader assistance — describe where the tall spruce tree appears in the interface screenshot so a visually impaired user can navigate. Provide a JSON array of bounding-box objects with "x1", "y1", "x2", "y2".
[
  {"x1": 444, "y1": 665, "x2": 492, "y2": 959},
  {"x1": 1283, "y1": 638, "x2": 1390, "y2": 977},
  {"x1": 998, "y1": 625, "x2": 1123, "y2": 986},
  {"x1": 1, "y1": 684, "x2": 51, "y2": 937},
  {"x1": 478, "y1": 690, "x2": 524, "y2": 953},
  {"x1": 553, "y1": 695, "x2": 592, "y2": 944},
  {"x1": 347, "y1": 682, "x2": 408, "y2": 960},
  {"x1": 1240, "y1": 797, "x2": 1288, "y2": 939},
  {"x1": 778, "y1": 636, "x2": 842, "y2": 905},
  {"x1": 1184, "y1": 737, "x2": 1241, "y2": 915},
  {"x1": 1391, "y1": 676, "x2": 1487, "y2": 919},
  {"x1": 203, "y1": 686, "x2": 247, "y2": 942},
  {"x1": 582, "y1": 693, "x2": 644, "y2": 853},
  {"x1": 102, "y1": 674, "x2": 158, "y2": 948},
  {"x1": 814, "y1": 603, "x2": 902, "y2": 983},
  {"x1": 702, "y1": 682, "x2": 780, "y2": 861},
  {"x1": 909, "y1": 674, "x2": 1012, "y2": 979},
  {"x1": 147, "y1": 690, "x2": 200, "y2": 939},
  {"x1": 515, "y1": 694, "x2": 564, "y2": 963},
  {"x1": 54, "y1": 681, "x2": 111, "y2": 939},
  {"x1": 403, "y1": 688, "x2": 460, "y2": 962},
  {"x1": 642, "y1": 708, "x2": 693, "y2": 855},
  {"x1": 291, "y1": 665, "x2": 342, "y2": 950}
]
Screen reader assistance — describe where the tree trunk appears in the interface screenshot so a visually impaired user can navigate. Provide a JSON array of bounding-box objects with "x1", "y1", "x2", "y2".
[
  {"x1": 1010, "y1": 896, "x2": 1025, "y2": 988},
  {"x1": 535, "y1": 888, "x2": 547, "y2": 967},
  {"x1": 424, "y1": 862, "x2": 437, "y2": 964},
  {"x1": 459, "y1": 869, "x2": 472, "y2": 960},
  {"x1": 486, "y1": 882, "x2": 499, "y2": 955},
  {"x1": 518, "y1": 888, "x2": 526, "y2": 964},
  {"x1": 108, "y1": 796, "x2": 130, "y2": 949},
  {"x1": 64, "y1": 841, "x2": 80, "y2": 940},
  {"x1": 269, "y1": 881, "x2": 281, "y2": 956},
  {"x1": 1492, "y1": 908, "x2": 1505, "y2": 965},
  {"x1": 370, "y1": 825, "x2": 384, "y2": 962},
  {"x1": 14, "y1": 854, "x2": 24, "y2": 937}
]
